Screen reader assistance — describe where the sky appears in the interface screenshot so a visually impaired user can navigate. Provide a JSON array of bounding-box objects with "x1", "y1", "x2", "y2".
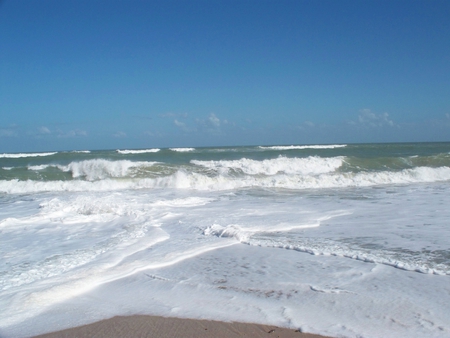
[{"x1": 1, "y1": 0, "x2": 449, "y2": 152}]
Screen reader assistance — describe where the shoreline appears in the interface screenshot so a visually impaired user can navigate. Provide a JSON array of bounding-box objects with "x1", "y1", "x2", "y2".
[{"x1": 34, "y1": 315, "x2": 332, "y2": 338}]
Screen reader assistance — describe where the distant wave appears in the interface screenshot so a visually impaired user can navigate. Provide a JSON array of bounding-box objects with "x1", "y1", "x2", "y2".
[
  {"x1": 259, "y1": 145, "x2": 347, "y2": 150},
  {"x1": 169, "y1": 148, "x2": 195, "y2": 152},
  {"x1": 0, "y1": 152, "x2": 57, "y2": 158},
  {"x1": 71, "y1": 150, "x2": 91, "y2": 154},
  {"x1": 117, "y1": 149, "x2": 160, "y2": 154},
  {"x1": 205, "y1": 148, "x2": 239, "y2": 153}
]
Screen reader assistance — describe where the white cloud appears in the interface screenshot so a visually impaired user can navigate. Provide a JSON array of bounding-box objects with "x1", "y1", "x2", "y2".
[
  {"x1": 172, "y1": 113, "x2": 229, "y2": 134},
  {"x1": 39, "y1": 126, "x2": 51, "y2": 134},
  {"x1": 357, "y1": 109, "x2": 395, "y2": 127},
  {"x1": 193, "y1": 113, "x2": 225, "y2": 134},
  {"x1": 295, "y1": 121, "x2": 316, "y2": 131},
  {"x1": 57, "y1": 129, "x2": 87, "y2": 138},
  {"x1": 174, "y1": 119, "x2": 191, "y2": 132},
  {"x1": 160, "y1": 112, "x2": 188, "y2": 118},
  {"x1": 0, "y1": 128, "x2": 17, "y2": 137},
  {"x1": 174, "y1": 119, "x2": 186, "y2": 128},
  {"x1": 207, "y1": 113, "x2": 221, "y2": 128},
  {"x1": 113, "y1": 131, "x2": 127, "y2": 138},
  {"x1": 145, "y1": 131, "x2": 163, "y2": 137}
]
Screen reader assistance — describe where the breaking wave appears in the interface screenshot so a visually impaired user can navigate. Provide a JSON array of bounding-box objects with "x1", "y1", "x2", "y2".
[
  {"x1": 259, "y1": 145, "x2": 347, "y2": 150},
  {"x1": 28, "y1": 159, "x2": 159, "y2": 181},
  {"x1": 2, "y1": 165, "x2": 450, "y2": 194},
  {"x1": 0, "y1": 152, "x2": 57, "y2": 158},
  {"x1": 170, "y1": 148, "x2": 195, "y2": 152},
  {"x1": 117, "y1": 149, "x2": 160, "y2": 154},
  {"x1": 191, "y1": 156, "x2": 344, "y2": 175}
]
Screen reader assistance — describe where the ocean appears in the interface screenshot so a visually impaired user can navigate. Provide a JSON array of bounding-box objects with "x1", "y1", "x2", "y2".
[{"x1": 1, "y1": 142, "x2": 450, "y2": 337}]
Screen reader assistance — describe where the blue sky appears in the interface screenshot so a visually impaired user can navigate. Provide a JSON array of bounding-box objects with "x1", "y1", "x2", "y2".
[{"x1": 1, "y1": 0, "x2": 449, "y2": 152}]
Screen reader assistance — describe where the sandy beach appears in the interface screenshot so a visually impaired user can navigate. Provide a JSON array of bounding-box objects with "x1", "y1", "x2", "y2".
[{"x1": 35, "y1": 315, "x2": 330, "y2": 338}]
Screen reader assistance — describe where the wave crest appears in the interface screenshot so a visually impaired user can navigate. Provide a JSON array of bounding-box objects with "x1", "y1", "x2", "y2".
[
  {"x1": 2, "y1": 166, "x2": 450, "y2": 194},
  {"x1": 117, "y1": 149, "x2": 160, "y2": 154},
  {"x1": 0, "y1": 152, "x2": 57, "y2": 158},
  {"x1": 27, "y1": 159, "x2": 159, "y2": 181},
  {"x1": 259, "y1": 145, "x2": 347, "y2": 150},
  {"x1": 170, "y1": 148, "x2": 195, "y2": 152},
  {"x1": 191, "y1": 156, "x2": 344, "y2": 175}
]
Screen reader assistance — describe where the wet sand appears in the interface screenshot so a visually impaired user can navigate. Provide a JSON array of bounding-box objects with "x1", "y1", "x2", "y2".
[{"x1": 35, "y1": 315, "x2": 331, "y2": 338}]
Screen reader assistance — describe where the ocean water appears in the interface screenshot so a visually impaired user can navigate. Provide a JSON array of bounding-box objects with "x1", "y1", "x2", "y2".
[{"x1": 1, "y1": 143, "x2": 450, "y2": 337}]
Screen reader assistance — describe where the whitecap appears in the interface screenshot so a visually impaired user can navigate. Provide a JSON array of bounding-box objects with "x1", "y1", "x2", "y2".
[
  {"x1": 191, "y1": 156, "x2": 344, "y2": 176},
  {"x1": 169, "y1": 148, "x2": 195, "y2": 152},
  {"x1": 0, "y1": 152, "x2": 57, "y2": 158},
  {"x1": 259, "y1": 144, "x2": 347, "y2": 150},
  {"x1": 117, "y1": 149, "x2": 160, "y2": 154}
]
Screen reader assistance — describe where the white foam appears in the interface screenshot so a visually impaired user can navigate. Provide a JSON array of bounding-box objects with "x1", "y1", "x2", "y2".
[
  {"x1": 191, "y1": 156, "x2": 344, "y2": 175},
  {"x1": 28, "y1": 165, "x2": 50, "y2": 171},
  {"x1": 1, "y1": 176, "x2": 450, "y2": 338},
  {"x1": 0, "y1": 190, "x2": 239, "y2": 329},
  {"x1": 117, "y1": 149, "x2": 160, "y2": 154},
  {"x1": 0, "y1": 152, "x2": 57, "y2": 158},
  {"x1": 256, "y1": 238, "x2": 450, "y2": 275},
  {"x1": 203, "y1": 210, "x2": 348, "y2": 245},
  {"x1": 203, "y1": 221, "x2": 321, "y2": 243},
  {"x1": 0, "y1": 193, "x2": 176, "y2": 293},
  {"x1": 203, "y1": 224, "x2": 250, "y2": 242},
  {"x1": 71, "y1": 150, "x2": 91, "y2": 153},
  {"x1": 151, "y1": 197, "x2": 214, "y2": 207},
  {"x1": 169, "y1": 148, "x2": 195, "y2": 152},
  {"x1": 259, "y1": 144, "x2": 347, "y2": 150}
]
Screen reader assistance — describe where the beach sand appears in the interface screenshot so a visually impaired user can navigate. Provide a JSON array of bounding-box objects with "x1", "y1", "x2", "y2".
[{"x1": 34, "y1": 315, "x2": 330, "y2": 338}]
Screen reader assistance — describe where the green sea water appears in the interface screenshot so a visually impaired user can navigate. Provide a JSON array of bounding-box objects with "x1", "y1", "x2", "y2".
[{"x1": 1, "y1": 142, "x2": 450, "y2": 185}]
